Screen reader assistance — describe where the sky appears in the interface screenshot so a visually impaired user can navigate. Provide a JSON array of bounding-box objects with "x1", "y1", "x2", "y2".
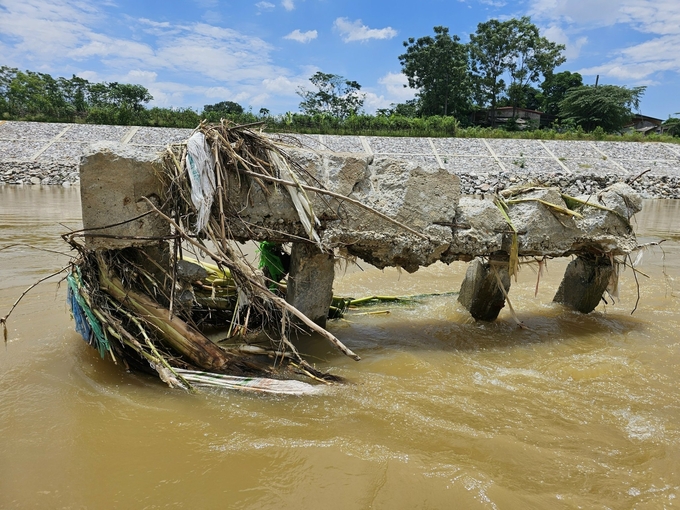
[{"x1": 1, "y1": 0, "x2": 679, "y2": 120}]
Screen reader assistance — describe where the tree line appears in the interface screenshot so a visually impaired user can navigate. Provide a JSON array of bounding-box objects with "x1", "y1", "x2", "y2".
[
  {"x1": 1, "y1": 16, "x2": 678, "y2": 138},
  {"x1": 296, "y1": 18, "x2": 657, "y2": 135}
]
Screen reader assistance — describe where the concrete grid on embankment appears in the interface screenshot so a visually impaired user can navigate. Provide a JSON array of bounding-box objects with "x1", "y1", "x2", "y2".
[{"x1": 1, "y1": 120, "x2": 680, "y2": 198}]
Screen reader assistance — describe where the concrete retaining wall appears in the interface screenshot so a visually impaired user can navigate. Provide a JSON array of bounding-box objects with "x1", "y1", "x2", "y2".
[{"x1": 1, "y1": 121, "x2": 680, "y2": 198}]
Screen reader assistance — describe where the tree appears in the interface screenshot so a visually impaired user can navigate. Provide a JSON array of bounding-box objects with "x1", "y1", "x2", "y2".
[
  {"x1": 469, "y1": 19, "x2": 516, "y2": 125},
  {"x1": 506, "y1": 18, "x2": 565, "y2": 115},
  {"x1": 203, "y1": 100, "x2": 244, "y2": 116},
  {"x1": 662, "y1": 114, "x2": 680, "y2": 137},
  {"x1": 470, "y1": 17, "x2": 565, "y2": 125},
  {"x1": 398, "y1": 26, "x2": 471, "y2": 117},
  {"x1": 87, "y1": 82, "x2": 153, "y2": 112},
  {"x1": 0, "y1": 67, "x2": 16, "y2": 113},
  {"x1": 540, "y1": 71, "x2": 583, "y2": 117},
  {"x1": 58, "y1": 75, "x2": 91, "y2": 118},
  {"x1": 297, "y1": 72, "x2": 364, "y2": 118},
  {"x1": 390, "y1": 99, "x2": 421, "y2": 117},
  {"x1": 558, "y1": 85, "x2": 646, "y2": 132},
  {"x1": 106, "y1": 83, "x2": 153, "y2": 111},
  {"x1": 500, "y1": 84, "x2": 542, "y2": 111},
  {"x1": 4, "y1": 70, "x2": 69, "y2": 119}
]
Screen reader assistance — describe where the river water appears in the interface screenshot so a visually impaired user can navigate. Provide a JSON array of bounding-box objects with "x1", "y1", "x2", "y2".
[{"x1": 1, "y1": 187, "x2": 679, "y2": 509}]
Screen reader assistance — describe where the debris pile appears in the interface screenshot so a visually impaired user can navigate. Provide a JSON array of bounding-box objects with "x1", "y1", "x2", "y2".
[
  {"x1": 2, "y1": 121, "x2": 648, "y2": 394},
  {"x1": 63, "y1": 121, "x2": 367, "y2": 394}
]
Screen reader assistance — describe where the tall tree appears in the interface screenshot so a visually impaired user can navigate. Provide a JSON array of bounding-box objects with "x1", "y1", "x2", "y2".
[
  {"x1": 540, "y1": 71, "x2": 583, "y2": 117},
  {"x1": 559, "y1": 85, "x2": 646, "y2": 132},
  {"x1": 398, "y1": 26, "x2": 471, "y2": 117},
  {"x1": 297, "y1": 72, "x2": 364, "y2": 118},
  {"x1": 58, "y1": 75, "x2": 91, "y2": 118},
  {"x1": 470, "y1": 17, "x2": 565, "y2": 125},
  {"x1": 469, "y1": 19, "x2": 517, "y2": 125},
  {"x1": 506, "y1": 18, "x2": 565, "y2": 115}
]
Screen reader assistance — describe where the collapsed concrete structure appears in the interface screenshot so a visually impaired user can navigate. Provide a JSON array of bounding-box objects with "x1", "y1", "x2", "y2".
[{"x1": 80, "y1": 141, "x2": 642, "y2": 325}]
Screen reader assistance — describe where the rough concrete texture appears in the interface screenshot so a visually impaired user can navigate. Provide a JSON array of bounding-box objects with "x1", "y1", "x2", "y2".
[
  {"x1": 443, "y1": 183, "x2": 640, "y2": 262},
  {"x1": 570, "y1": 182, "x2": 643, "y2": 255},
  {"x1": 553, "y1": 255, "x2": 614, "y2": 313},
  {"x1": 506, "y1": 188, "x2": 580, "y2": 255},
  {"x1": 78, "y1": 143, "x2": 641, "y2": 275},
  {"x1": 224, "y1": 148, "x2": 460, "y2": 272},
  {"x1": 286, "y1": 242, "x2": 335, "y2": 328},
  {"x1": 79, "y1": 142, "x2": 169, "y2": 250},
  {"x1": 320, "y1": 155, "x2": 459, "y2": 273},
  {"x1": 444, "y1": 196, "x2": 508, "y2": 261},
  {"x1": 458, "y1": 257, "x2": 511, "y2": 321}
]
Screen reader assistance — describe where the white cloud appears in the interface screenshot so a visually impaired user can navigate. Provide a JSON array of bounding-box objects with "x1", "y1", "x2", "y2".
[
  {"x1": 529, "y1": 0, "x2": 680, "y2": 33},
  {"x1": 333, "y1": 17, "x2": 397, "y2": 43},
  {"x1": 578, "y1": 34, "x2": 680, "y2": 80},
  {"x1": 541, "y1": 25, "x2": 587, "y2": 60},
  {"x1": 0, "y1": 0, "x2": 307, "y2": 111},
  {"x1": 0, "y1": 0, "x2": 100, "y2": 62},
  {"x1": 122, "y1": 69, "x2": 159, "y2": 84},
  {"x1": 363, "y1": 92, "x2": 393, "y2": 112},
  {"x1": 529, "y1": 0, "x2": 680, "y2": 81},
  {"x1": 361, "y1": 72, "x2": 417, "y2": 113},
  {"x1": 284, "y1": 29, "x2": 317, "y2": 43},
  {"x1": 281, "y1": 0, "x2": 294, "y2": 11},
  {"x1": 202, "y1": 10, "x2": 223, "y2": 24},
  {"x1": 255, "y1": 1, "x2": 275, "y2": 13},
  {"x1": 262, "y1": 74, "x2": 309, "y2": 96},
  {"x1": 378, "y1": 72, "x2": 416, "y2": 102},
  {"x1": 619, "y1": 1, "x2": 680, "y2": 35}
]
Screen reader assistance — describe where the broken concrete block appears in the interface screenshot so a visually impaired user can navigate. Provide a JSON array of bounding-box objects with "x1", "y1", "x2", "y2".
[
  {"x1": 286, "y1": 242, "x2": 335, "y2": 328},
  {"x1": 444, "y1": 197, "x2": 507, "y2": 261},
  {"x1": 571, "y1": 183, "x2": 641, "y2": 255},
  {"x1": 458, "y1": 257, "x2": 511, "y2": 321},
  {"x1": 323, "y1": 157, "x2": 459, "y2": 272},
  {"x1": 79, "y1": 143, "x2": 168, "y2": 250},
  {"x1": 553, "y1": 255, "x2": 613, "y2": 313},
  {"x1": 506, "y1": 188, "x2": 579, "y2": 256}
]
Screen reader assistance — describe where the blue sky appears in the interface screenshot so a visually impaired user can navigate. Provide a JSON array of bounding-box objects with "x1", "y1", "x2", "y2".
[{"x1": 1, "y1": 0, "x2": 679, "y2": 119}]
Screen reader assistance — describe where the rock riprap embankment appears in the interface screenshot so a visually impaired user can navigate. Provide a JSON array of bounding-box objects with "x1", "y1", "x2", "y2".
[{"x1": 1, "y1": 121, "x2": 680, "y2": 198}]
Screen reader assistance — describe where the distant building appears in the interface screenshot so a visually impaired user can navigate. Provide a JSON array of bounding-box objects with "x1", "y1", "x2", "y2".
[
  {"x1": 471, "y1": 107, "x2": 547, "y2": 128},
  {"x1": 624, "y1": 115, "x2": 663, "y2": 135}
]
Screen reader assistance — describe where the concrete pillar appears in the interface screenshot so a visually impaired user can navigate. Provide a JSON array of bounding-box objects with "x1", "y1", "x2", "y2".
[
  {"x1": 286, "y1": 243, "x2": 335, "y2": 328},
  {"x1": 79, "y1": 143, "x2": 169, "y2": 250},
  {"x1": 553, "y1": 256, "x2": 613, "y2": 313},
  {"x1": 458, "y1": 256, "x2": 511, "y2": 321}
]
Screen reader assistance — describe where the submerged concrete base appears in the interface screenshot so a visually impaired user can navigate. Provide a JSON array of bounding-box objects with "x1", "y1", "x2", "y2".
[
  {"x1": 458, "y1": 257, "x2": 511, "y2": 321},
  {"x1": 553, "y1": 256, "x2": 613, "y2": 313},
  {"x1": 286, "y1": 243, "x2": 335, "y2": 328}
]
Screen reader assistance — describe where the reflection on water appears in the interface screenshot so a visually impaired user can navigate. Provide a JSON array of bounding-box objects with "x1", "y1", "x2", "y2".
[{"x1": 1, "y1": 187, "x2": 680, "y2": 509}]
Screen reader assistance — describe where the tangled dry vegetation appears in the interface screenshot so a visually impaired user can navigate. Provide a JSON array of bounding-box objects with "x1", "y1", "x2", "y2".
[{"x1": 58, "y1": 121, "x2": 368, "y2": 394}]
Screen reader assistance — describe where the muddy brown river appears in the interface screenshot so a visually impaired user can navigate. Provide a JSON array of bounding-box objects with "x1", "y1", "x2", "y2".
[{"x1": 1, "y1": 186, "x2": 679, "y2": 509}]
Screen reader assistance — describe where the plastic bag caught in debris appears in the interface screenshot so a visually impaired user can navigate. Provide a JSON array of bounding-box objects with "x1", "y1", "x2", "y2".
[
  {"x1": 186, "y1": 132, "x2": 216, "y2": 232},
  {"x1": 268, "y1": 149, "x2": 320, "y2": 243}
]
